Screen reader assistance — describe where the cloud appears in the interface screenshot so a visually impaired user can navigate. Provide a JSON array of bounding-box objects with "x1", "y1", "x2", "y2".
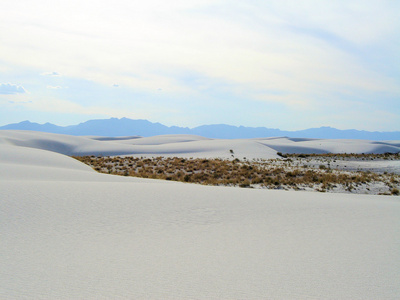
[
  {"x1": 47, "y1": 85, "x2": 63, "y2": 89},
  {"x1": 8, "y1": 100, "x2": 32, "y2": 104},
  {"x1": 2, "y1": 1, "x2": 398, "y2": 99},
  {"x1": 0, "y1": 0, "x2": 399, "y2": 130},
  {"x1": 60, "y1": 99, "x2": 160, "y2": 120},
  {"x1": 41, "y1": 71, "x2": 61, "y2": 76},
  {"x1": 0, "y1": 83, "x2": 27, "y2": 95}
]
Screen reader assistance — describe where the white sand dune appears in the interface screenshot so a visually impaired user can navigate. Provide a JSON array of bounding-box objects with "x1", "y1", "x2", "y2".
[
  {"x1": 1, "y1": 130, "x2": 400, "y2": 299},
  {"x1": 116, "y1": 134, "x2": 212, "y2": 145},
  {"x1": 256, "y1": 137, "x2": 400, "y2": 154},
  {"x1": 0, "y1": 130, "x2": 278, "y2": 159},
  {"x1": 0, "y1": 130, "x2": 144, "y2": 157},
  {"x1": 1, "y1": 130, "x2": 399, "y2": 160}
]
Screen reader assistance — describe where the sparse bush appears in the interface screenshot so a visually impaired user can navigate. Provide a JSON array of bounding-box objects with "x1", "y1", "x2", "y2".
[
  {"x1": 277, "y1": 152, "x2": 287, "y2": 158},
  {"x1": 239, "y1": 180, "x2": 251, "y2": 188}
]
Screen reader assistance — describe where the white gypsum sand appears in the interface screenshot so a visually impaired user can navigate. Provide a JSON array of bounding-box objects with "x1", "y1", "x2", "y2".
[
  {"x1": 1, "y1": 130, "x2": 400, "y2": 299},
  {"x1": 1, "y1": 130, "x2": 399, "y2": 159}
]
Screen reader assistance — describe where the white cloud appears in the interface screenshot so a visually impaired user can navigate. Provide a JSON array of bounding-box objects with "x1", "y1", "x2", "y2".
[
  {"x1": 0, "y1": 83, "x2": 27, "y2": 95},
  {"x1": 8, "y1": 100, "x2": 32, "y2": 104},
  {"x1": 0, "y1": 0, "x2": 399, "y2": 130},
  {"x1": 1, "y1": 1, "x2": 398, "y2": 96},
  {"x1": 1, "y1": 93, "x2": 165, "y2": 121},
  {"x1": 47, "y1": 85, "x2": 63, "y2": 89},
  {"x1": 41, "y1": 71, "x2": 61, "y2": 76}
]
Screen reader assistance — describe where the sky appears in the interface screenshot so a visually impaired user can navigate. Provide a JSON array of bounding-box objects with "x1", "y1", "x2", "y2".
[{"x1": 1, "y1": 0, "x2": 399, "y2": 131}]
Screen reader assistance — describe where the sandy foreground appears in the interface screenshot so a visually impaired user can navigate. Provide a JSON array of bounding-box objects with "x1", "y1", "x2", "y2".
[{"x1": 1, "y1": 131, "x2": 400, "y2": 299}]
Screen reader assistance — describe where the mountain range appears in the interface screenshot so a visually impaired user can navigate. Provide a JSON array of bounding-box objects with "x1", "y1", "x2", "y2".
[{"x1": 1, "y1": 118, "x2": 399, "y2": 140}]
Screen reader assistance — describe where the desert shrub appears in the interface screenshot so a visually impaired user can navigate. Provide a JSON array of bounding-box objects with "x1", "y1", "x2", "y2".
[
  {"x1": 239, "y1": 180, "x2": 251, "y2": 188},
  {"x1": 277, "y1": 152, "x2": 286, "y2": 157},
  {"x1": 71, "y1": 154, "x2": 397, "y2": 194}
]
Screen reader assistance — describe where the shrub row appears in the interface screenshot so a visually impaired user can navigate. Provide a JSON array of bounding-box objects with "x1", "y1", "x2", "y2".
[{"x1": 72, "y1": 156, "x2": 400, "y2": 194}]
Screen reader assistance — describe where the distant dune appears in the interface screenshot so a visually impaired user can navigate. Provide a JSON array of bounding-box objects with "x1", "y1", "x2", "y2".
[
  {"x1": 1, "y1": 130, "x2": 400, "y2": 299},
  {"x1": 1, "y1": 130, "x2": 399, "y2": 161}
]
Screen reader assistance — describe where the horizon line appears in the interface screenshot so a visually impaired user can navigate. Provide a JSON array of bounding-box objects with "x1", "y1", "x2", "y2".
[{"x1": 1, "y1": 117, "x2": 400, "y2": 133}]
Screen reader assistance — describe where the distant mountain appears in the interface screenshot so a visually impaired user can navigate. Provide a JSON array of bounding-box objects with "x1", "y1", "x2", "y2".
[
  {"x1": 0, "y1": 120, "x2": 64, "y2": 133},
  {"x1": 1, "y1": 118, "x2": 399, "y2": 140}
]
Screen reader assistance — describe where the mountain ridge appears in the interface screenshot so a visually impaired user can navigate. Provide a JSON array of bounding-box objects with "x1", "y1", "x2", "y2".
[{"x1": 1, "y1": 118, "x2": 399, "y2": 140}]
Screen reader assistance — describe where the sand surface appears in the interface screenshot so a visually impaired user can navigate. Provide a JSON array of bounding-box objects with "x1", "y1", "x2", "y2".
[
  {"x1": 1, "y1": 130, "x2": 400, "y2": 299},
  {"x1": 1, "y1": 130, "x2": 399, "y2": 159}
]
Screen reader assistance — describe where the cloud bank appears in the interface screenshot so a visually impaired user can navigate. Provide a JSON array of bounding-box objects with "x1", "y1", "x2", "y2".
[
  {"x1": 41, "y1": 72, "x2": 61, "y2": 77},
  {"x1": 0, "y1": 83, "x2": 26, "y2": 95},
  {"x1": 0, "y1": 0, "x2": 399, "y2": 130}
]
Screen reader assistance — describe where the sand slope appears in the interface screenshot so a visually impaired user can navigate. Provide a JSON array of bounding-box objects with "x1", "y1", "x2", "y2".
[
  {"x1": 1, "y1": 131, "x2": 399, "y2": 160},
  {"x1": 256, "y1": 137, "x2": 400, "y2": 154},
  {"x1": 0, "y1": 130, "x2": 279, "y2": 159},
  {"x1": 1, "y1": 131, "x2": 400, "y2": 299}
]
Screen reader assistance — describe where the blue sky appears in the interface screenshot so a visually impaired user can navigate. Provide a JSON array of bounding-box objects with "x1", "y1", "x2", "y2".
[{"x1": 1, "y1": 0, "x2": 399, "y2": 131}]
